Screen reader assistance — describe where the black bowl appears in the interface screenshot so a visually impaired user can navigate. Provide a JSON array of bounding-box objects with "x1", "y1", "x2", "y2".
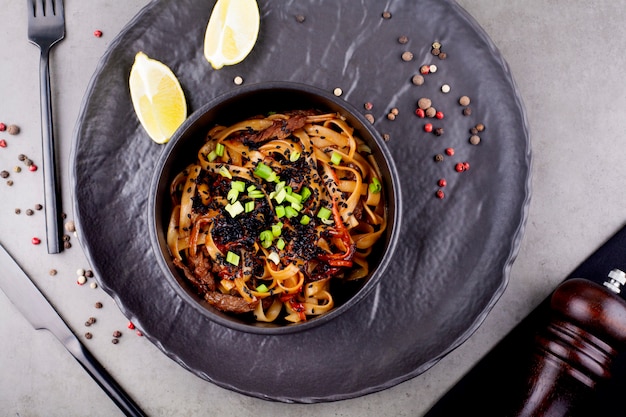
[{"x1": 149, "y1": 81, "x2": 401, "y2": 334}]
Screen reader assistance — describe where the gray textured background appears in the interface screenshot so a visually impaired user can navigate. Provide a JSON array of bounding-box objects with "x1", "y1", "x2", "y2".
[{"x1": 1, "y1": 1, "x2": 625, "y2": 415}]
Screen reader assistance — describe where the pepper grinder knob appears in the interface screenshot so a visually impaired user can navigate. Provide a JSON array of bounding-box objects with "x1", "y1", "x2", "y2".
[{"x1": 512, "y1": 269, "x2": 626, "y2": 417}]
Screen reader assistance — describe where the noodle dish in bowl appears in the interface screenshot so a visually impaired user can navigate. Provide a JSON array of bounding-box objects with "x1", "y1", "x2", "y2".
[{"x1": 149, "y1": 81, "x2": 400, "y2": 334}]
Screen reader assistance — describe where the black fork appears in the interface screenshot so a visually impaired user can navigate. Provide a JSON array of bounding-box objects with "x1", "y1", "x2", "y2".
[{"x1": 27, "y1": 0, "x2": 65, "y2": 254}]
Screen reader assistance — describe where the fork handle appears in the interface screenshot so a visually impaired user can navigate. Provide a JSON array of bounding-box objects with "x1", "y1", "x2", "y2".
[{"x1": 38, "y1": 46, "x2": 62, "y2": 254}]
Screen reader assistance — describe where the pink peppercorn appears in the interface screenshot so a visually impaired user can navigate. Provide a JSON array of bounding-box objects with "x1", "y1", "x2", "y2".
[
  {"x1": 94, "y1": 30, "x2": 103, "y2": 37},
  {"x1": 438, "y1": 178, "x2": 447, "y2": 187},
  {"x1": 0, "y1": 123, "x2": 5, "y2": 131},
  {"x1": 420, "y1": 65, "x2": 430, "y2": 75},
  {"x1": 463, "y1": 162, "x2": 470, "y2": 170},
  {"x1": 32, "y1": 237, "x2": 41, "y2": 245},
  {"x1": 445, "y1": 147, "x2": 454, "y2": 156},
  {"x1": 127, "y1": 321, "x2": 135, "y2": 330},
  {"x1": 455, "y1": 162, "x2": 465, "y2": 172},
  {"x1": 435, "y1": 111, "x2": 444, "y2": 119},
  {"x1": 435, "y1": 190, "x2": 445, "y2": 199},
  {"x1": 0, "y1": 140, "x2": 6, "y2": 148},
  {"x1": 415, "y1": 108, "x2": 425, "y2": 118},
  {"x1": 29, "y1": 164, "x2": 38, "y2": 172},
  {"x1": 424, "y1": 123, "x2": 433, "y2": 133}
]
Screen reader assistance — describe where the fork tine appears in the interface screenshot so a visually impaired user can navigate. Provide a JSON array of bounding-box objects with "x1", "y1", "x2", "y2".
[
  {"x1": 27, "y1": 0, "x2": 35, "y2": 16},
  {"x1": 54, "y1": 0, "x2": 64, "y2": 17},
  {"x1": 35, "y1": 0, "x2": 44, "y2": 16}
]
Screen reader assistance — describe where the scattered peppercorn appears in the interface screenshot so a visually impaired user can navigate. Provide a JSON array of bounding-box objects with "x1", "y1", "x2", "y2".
[
  {"x1": 469, "y1": 135, "x2": 481, "y2": 145},
  {"x1": 364, "y1": 114, "x2": 375, "y2": 124},
  {"x1": 112, "y1": 338, "x2": 119, "y2": 344},
  {"x1": 434, "y1": 127, "x2": 444, "y2": 136},
  {"x1": 49, "y1": 269, "x2": 57, "y2": 276},
  {"x1": 435, "y1": 111, "x2": 444, "y2": 119},
  {"x1": 417, "y1": 98, "x2": 432, "y2": 110},
  {"x1": 445, "y1": 147, "x2": 455, "y2": 156},
  {"x1": 382, "y1": 133, "x2": 390, "y2": 141},
  {"x1": 387, "y1": 113, "x2": 396, "y2": 121},
  {"x1": 6, "y1": 180, "x2": 13, "y2": 186},
  {"x1": 401, "y1": 51, "x2": 414, "y2": 62},
  {"x1": 425, "y1": 107, "x2": 436, "y2": 118},
  {"x1": 64, "y1": 221, "x2": 76, "y2": 232},
  {"x1": 0, "y1": 140, "x2": 6, "y2": 148},
  {"x1": 7, "y1": 125, "x2": 19, "y2": 135},
  {"x1": 420, "y1": 65, "x2": 430, "y2": 75},
  {"x1": 31, "y1": 237, "x2": 41, "y2": 245},
  {"x1": 113, "y1": 330, "x2": 122, "y2": 338},
  {"x1": 25, "y1": 209, "x2": 33, "y2": 216},
  {"x1": 14, "y1": 208, "x2": 20, "y2": 214},
  {"x1": 295, "y1": 14, "x2": 306, "y2": 23},
  {"x1": 64, "y1": 241, "x2": 72, "y2": 249},
  {"x1": 29, "y1": 164, "x2": 38, "y2": 172},
  {"x1": 233, "y1": 76, "x2": 244, "y2": 85},
  {"x1": 364, "y1": 102, "x2": 373, "y2": 111},
  {"x1": 424, "y1": 123, "x2": 433, "y2": 133},
  {"x1": 429, "y1": 64, "x2": 438, "y2": 73},
  {"x1": 85, "y1": 270, "x2": 94, "y2": 278},
  {"x1": 415, "y1": 108, "x2": 425, "y2": 118},
  {"x1": 398, "y1": 35, "x2": 408, "y2": 44},
  {"x1": 95, "y1": 302, "x2": 103, "y2": 309},
  {"x1": 35, "y1": 204, "x2": 43, "y2": 211},
  {"x1": 459, "y1": 96, "x2": 471, "y2": 106},
  {"x1": 435, "y1": 190, "x2": 445, "y2": 199},
  {"x1": 476, "y1": 123, "x2": 485, "y2": 132},
  {"x1": 0, "y1": 123, "x2": 5, "y2": 131},
  {"x1": 438, "y1": 178, "x2": 447, "y2": 187},
  {"x1": 434, "y1": 154, "x2": 444, "y2": 162},
  {"x1": 463, "y1": 107, "x2": 472, "y2": 116},
  {"x1": 77, "y1": 275, "x2": 87, "y2": 285},
  {"x1": 1, "y1": 171, "x2": 9, "y2": 179},
  {"x1": 412, "y1": 74, "x2": 424, "y2": 86},
  {"x1": 85, "y1": 332, "x2": 93, "y2": 339},
  {"x1": 93, "y1": 30, "x2": 103, "y2": 37},
  {"x1": 13, "y1": 166, "x2": 21, "y2": 173},
  {"x1": 382, "y1": 11, "x2": 392, "y2": 19},
  {"x1": 455, "y1": 163, "x2": 465, "y2": 172},
  {"x1": 441, "y1": 84, "x2": 451, "y2": 93},
  {"x1": 127, "y1": 322, "x2": 135, "y2": 330},
  {"x1": 438, "y1": 52, "x2": 447, "y2": 60},
  {"x1": 333, "y1": 87, "x2": 343, "y2": 97},
  {"x1": 63, "y1": 234, "x2": 70, "y2": 242},
  {"x1": 431, "y1": 48, "x2": 440, "y2": 56}
]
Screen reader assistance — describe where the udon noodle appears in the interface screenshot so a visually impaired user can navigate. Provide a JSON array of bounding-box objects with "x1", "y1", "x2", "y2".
[{"x1": 167, "y1": 110, "x2": 387, "y2": 323}]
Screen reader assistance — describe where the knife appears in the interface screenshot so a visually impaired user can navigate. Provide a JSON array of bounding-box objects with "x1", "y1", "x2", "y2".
[{"x1": 0, "y1": 242, "x2": 147, "y2": 417}]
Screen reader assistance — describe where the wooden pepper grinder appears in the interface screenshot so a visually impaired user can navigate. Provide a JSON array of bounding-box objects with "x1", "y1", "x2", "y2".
[{"x1": 511, "y1": 269, "x2": 626, "y2": 417}]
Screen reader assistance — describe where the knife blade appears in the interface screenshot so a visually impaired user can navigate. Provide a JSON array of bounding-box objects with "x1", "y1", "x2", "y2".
[{"x1": 0, "y1": 242, "x2": 146, "y2": 417}]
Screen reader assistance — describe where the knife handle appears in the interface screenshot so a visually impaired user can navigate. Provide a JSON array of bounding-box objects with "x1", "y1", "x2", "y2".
[{"x1": 63, "y1": 334, "x2": 147, "y2": 417}]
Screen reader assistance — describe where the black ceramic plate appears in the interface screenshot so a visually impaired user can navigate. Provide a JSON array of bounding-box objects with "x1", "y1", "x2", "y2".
[{"x1": 71, "y1": 0, "x2": 531, "y2": 403}]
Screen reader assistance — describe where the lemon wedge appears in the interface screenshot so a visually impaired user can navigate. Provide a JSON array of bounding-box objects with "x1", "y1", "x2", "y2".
[
  {"x1": 129, "y1": 52, "x2": 187, "y2": 144},
  {"x1": 203, "y1": 0, "x2": 260, "y2": 70}
]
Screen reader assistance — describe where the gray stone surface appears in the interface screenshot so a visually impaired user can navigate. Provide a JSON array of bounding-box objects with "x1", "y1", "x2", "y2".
[{"x1": 1, "y1": 0, "x2": 625, "y2": 415}]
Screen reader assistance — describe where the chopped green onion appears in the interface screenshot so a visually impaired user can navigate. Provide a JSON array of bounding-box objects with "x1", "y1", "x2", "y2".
[
  {"x1": 317, "y1": 206, "x2": 332, "y2": 220},
  {"x1": 245, "y1": 201, "x2": 255, "y2": 213},
  {"x1": 259, "y1": 230, "x2": 273, "y2": 248},
  {"x1": 274, "y1": 187, "x2": 287, "y2": 204},
  {"x1": 248, "y1": 190, "x2": 264, "y2": 199},
  {"x1": 232, "y1": 181, "x2": 246, "y2": 192},
  {"x1": 285, "y1": 206, "x2": 298, "y2": 219},
  {"x1": 290, "y1": 201, "x2": 303, "y2": 211},
  {"x1": 225, "y1": 201, "x2": 244, "y2": 218},
  {"x1": 275, "y1": 205, "x2": 286, "y2": 218},
  {"x1": 226, "y1": 251, "x2": 240, "y2": 266},
  {"x1": 227, "y1": 188, "x2": 239, "y2": 203},
  {"x1": 271, "y1": 223, "x2": 283, "y2": 237},
  {"x1": 267, "y1": 251, "x2": 280, "y2": 265},
  {"x1": 247, "y1": 185, "x2": 257, "y2": 192},
  {"x1": 285, "y1": 192, "x2": 302, "y2": 205},
  {"x1": 276, "y1": 238, "x2": 286, "y2": 250},
  {"x1": 207, "y1": 150, "x2": 217, "y2": 162},
  {"x1": 255, "y1": 284, "x2": 269, "y2": 293},
  {"x1": 289, "y1": 151, "x2": 301, "y2": 162},
  {"x1": 330, "y1": 151, "x2": 342, "y2": 165},
  {"x1": 219, "y1": 166, "x2": 232, "y2": 179},
  {"x1": 300, "y1": 215, "x2": 311, "y2": 225},
  {"x1": 369, "y1": 178, "x2": 382, "y2": 194},
  {"x1": 300, "y1": 186, "x2": 311, "y2": 202},
  {"x1": 254, "y1": 162, "x2": 277, "y2": 182},
  {"x1": 215, "y1": 143, "x2": 225, "y2": 157}
]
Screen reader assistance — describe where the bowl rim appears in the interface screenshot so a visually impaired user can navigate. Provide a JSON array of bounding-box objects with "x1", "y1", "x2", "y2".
[{"x1": 148, "y1": 80, "x2": 402, "y2": 335}]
